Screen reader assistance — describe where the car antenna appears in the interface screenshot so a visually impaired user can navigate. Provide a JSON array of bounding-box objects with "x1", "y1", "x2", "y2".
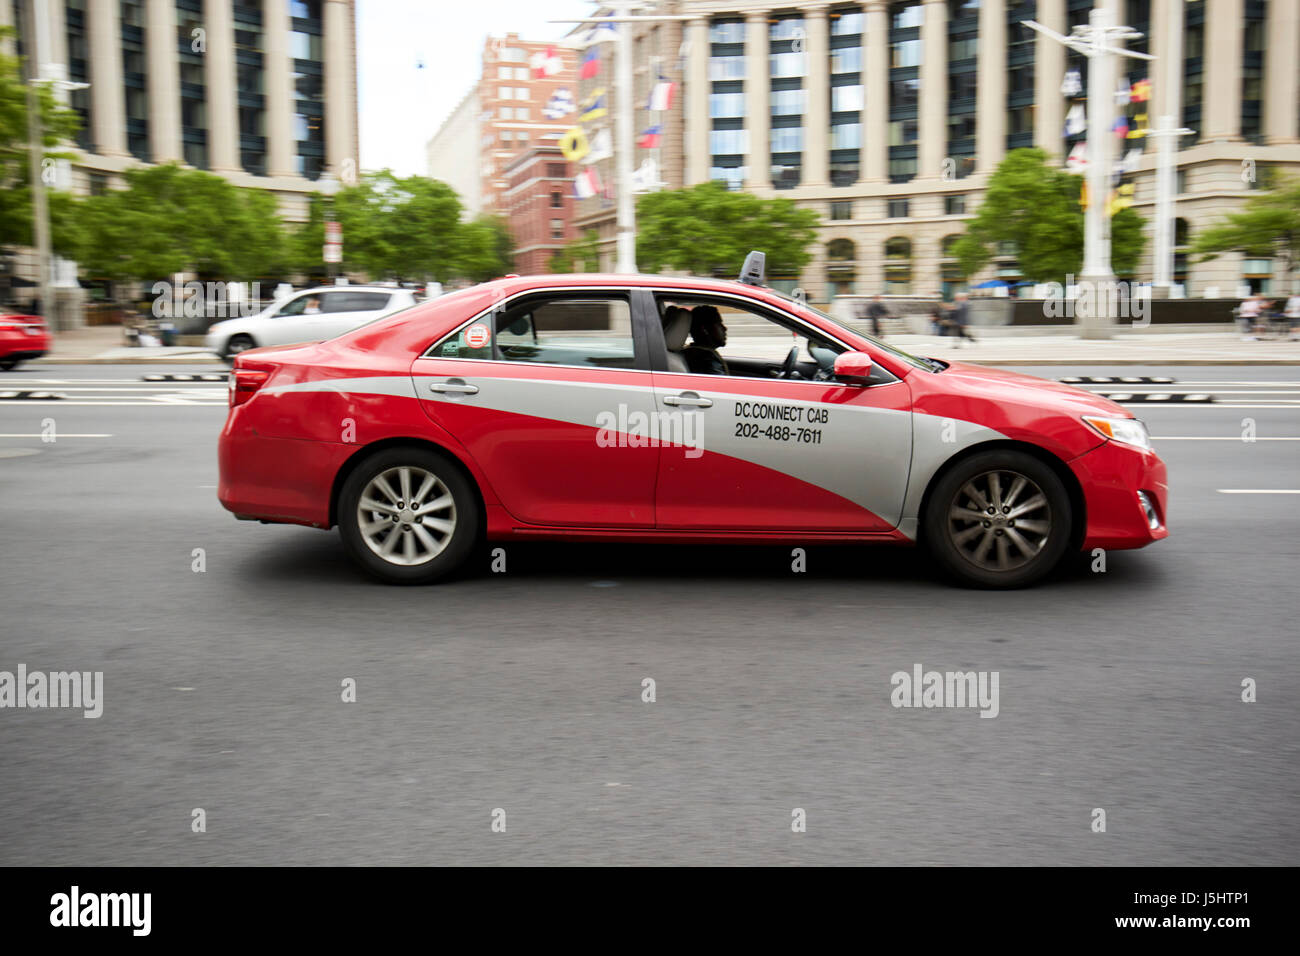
[{"x1": 738, "y1": 250, "x2": 766, "y2": 287}]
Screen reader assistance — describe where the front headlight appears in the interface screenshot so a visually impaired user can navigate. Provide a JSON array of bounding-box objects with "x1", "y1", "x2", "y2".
[{"x1": 1083, "y1": 415, "x2": 1151, "y2": 451}]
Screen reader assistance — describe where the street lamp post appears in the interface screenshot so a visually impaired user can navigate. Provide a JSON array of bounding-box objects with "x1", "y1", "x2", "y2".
[
  {"x1": 1023, "y1": 9, "x2": 1155, "y2": 339},
  {"x1": 1149, "y1": 115, "x2": 1196, "y2": 297},
  {"x1": 318, "y1": 171, "x2": 341, "y2": 282}
]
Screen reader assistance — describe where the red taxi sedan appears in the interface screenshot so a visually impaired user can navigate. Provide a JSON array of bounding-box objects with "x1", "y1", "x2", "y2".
[
  {"x1": 218, "y1": 260, "x2": 1167, "y2": 588},
  {"x1": 0, "y1": 314, "x2": 51, "y2": 370}
]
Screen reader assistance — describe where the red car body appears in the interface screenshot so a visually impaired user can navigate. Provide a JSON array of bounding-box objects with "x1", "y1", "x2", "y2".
[
  {"x1": 0, "y1": 314, "x2": 50, "y2": 370},
  {"x1": 218, "y1": 274, "x2": 1167, "y2": 585}
]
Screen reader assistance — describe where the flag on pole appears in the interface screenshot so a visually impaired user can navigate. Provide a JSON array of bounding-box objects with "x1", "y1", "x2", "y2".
[
  {"x1": 1066, "y1": 142, "x2": 1087, "y2": 173},
  {"x1": 1114, "y1": 79, "x2": 1131, "y2": 106},
  {"x1": 584, "y1": 127, "x2": 612, "y2": 164},
  {"x1": 543, "y1": 88, "x2": 575, "y2": 119},
  {"x1": 1127, "y1": 113, "x2": 1148, "y2": 138},
  {"x1": 1060, "y1": 69, "x2": 1083, "y2": 98},
  {"x1": 581, "y1": 18, "x2": 618, "y2": 47},
  {"x1": 573, "y1": 166, "x2": 602, "y2": 199},
  {"x1": 1112, "y1": 116, "x2": 1130, "y2": 138},
  {"x1": 530, "y1": 46, "x2": 561, "y2": 79},
  {"x1": 580, "y1": 90, "x2": 607, "y2": 122},
  {"x1": 631, "y1": 158, "x2": 662, "y2": 193},
  {"x1": 1064, "y1": 104, "x2": 1086, "y2": 136},
  {"x1": 647, "y1": 79, "x2": 676, "y2": 112},
  {"x1": 638, "y1": 125, "x2": 662, "y2": 149},
  {"x1": 580, "y1": 48, "x2": 601, "y2": 79},
  {"x1": 1130, "y1": 78, "x2": 1151, "y2": 103}
]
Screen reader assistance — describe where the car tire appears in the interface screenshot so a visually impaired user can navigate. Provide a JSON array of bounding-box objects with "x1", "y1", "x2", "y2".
[
  {"x1": 337, "y1": 446, "x2": 480, "y2": 585},
  {"x1": 924, "y1": 449, "x2": 1072, "y2": 589},
  {"x1": 223, "y1": 334, "x2": 256, "y2": 364},
  {"x1": 0, "y1": 357, "x2": 19, "y2": 371}
]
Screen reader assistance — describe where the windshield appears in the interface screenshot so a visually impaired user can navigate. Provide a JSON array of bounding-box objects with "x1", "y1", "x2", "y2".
[{"x1": 769, "y1": 289, "x2": 943, "y2": 372}]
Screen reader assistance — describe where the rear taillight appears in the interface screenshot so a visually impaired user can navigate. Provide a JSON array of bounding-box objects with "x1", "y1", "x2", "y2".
[{"x1": 229, "y1": 368, "x2": 268, "y2": 408}]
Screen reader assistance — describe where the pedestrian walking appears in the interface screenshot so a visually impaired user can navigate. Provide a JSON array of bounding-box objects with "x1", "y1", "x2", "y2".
[
  {"x1": 865, "y1": 294, "x2": 889, "y2": 337},
  {"x1": 950, "y1": 293, "x2": 975, "y2": 347}
]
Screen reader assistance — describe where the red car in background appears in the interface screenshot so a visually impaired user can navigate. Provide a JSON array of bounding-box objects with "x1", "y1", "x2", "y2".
[
  {"x1": 0, "y1": 314, "x2": 50, "y2": 370},
  {"x1": 218, "y1": 254, "x2": 1168, "y2": 588}
]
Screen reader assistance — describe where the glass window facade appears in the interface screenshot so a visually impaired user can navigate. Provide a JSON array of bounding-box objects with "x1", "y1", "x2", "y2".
[
  {"x1": 176, "y1": 0, "x2": 207, "y2": 169},
  {"x1": 121, "y1": 0, "x2": 150, "y2": 160},
  {"x1": 947, "y1": 0, "x2": 978, "y2": 179},
  {"x1": 290, "y1": 0, "x2": 325, "y2": 180},
  {"x1": 830, "y1": 6, "x2": 863, "y2": 187},
  {"x1": 770, "y1": 14, "x2": 805, "y2": 190},
  {"x1": 710, "y1": 18, "x2": 746, "y2": 190},
  {"x1": 1241, "y1": 0, "x2": 1266, "y2": 144},
  {"x1": 889, "y1": 3, "x2": 921, "y2": 183},
  {"x1": 1006, "y1": 1, "x2": 1036, "y2": 151},
  {"x1": 233, "y1": 1, "x2": 267, "y2": 175}
]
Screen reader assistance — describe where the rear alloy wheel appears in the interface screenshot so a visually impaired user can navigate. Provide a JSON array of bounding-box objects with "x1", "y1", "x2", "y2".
[
  {"x1": 925, "y1": 450, "x2": 1072, "y2": 588},
  {"x1": 223, "y1": 334, "x2": 255, "y2": 364},
  {"x1": 338, "y1": 447, "x2": 479, "y2": 584}
]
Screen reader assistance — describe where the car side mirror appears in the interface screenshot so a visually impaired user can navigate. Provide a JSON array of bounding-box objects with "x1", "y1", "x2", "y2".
[{"x1": 833, "y1": 351, "x2": 873, "y2": 385}]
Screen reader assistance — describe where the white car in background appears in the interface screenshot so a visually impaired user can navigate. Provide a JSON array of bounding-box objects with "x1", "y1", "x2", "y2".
[{"x1": 206, "y1": 286, "x2": 417, "y2": 362}]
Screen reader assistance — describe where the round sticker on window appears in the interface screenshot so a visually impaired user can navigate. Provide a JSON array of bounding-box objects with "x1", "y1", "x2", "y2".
[{"x1": 464, "y1": 323, "x2": 491, "y2": 349}]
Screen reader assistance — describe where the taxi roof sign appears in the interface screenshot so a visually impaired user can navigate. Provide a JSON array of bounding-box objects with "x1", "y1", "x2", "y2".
[{"x1": 739, "y1": 251, "x2": 766, "y2": 287}]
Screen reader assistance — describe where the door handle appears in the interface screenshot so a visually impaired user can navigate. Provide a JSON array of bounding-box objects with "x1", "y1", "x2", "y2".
[
  {"x1": 429, "y1": 381, "x2": 479, "y2": 395},
  {"x1": 663, "y1": 392, "x2": 711, "y2": 408}
]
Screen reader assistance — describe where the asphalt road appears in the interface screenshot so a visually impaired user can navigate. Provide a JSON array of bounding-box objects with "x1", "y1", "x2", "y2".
[{"x1": 1, "y1": 364, "x2": 1297, "y2": 866}]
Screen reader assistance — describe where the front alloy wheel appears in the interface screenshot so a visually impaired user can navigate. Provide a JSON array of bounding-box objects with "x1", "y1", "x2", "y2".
[
  {"x1": 926, "y1": 450, "x2": 1072, "y2": 588},
  {"x1": 338, "y1": 447, "x2": 479, "y2": 584}
]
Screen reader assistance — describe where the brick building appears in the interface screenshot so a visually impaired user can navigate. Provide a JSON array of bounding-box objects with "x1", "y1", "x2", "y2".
[{"x1": 502, "y1": 147, "x2": 573, "y2": 275}]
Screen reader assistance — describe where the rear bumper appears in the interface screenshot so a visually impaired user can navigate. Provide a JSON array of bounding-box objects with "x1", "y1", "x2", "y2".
[
  {"x1": 1070, "y1": 439, "x2": 1169, "y2": 551},
  {"x1": 218, "y1": 416, "x2": 351, "y2": 528}
]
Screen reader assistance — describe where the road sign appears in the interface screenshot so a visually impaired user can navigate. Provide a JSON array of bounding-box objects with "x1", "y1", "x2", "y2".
[
  {"x1": 325, "y1": 221, "x2": 342, "y2": 243},
  {"x1": 323, "y1": 243, "x2": 341, "y2": 264}
]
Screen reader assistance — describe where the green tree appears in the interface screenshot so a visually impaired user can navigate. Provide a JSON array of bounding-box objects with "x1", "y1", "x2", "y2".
[
  {"x1": 951, "y1": 148, "x2": 1146, "y2": 282},
  {"x1": 1190, "y1": 174, "x2": 1300, "y2": 292},
  {"x1": 636, "y1": 181, "x2": 820, "y2": 276},
  {"x1": 0, "y1": 25, "x2": 82, "y2": 250},
  {"x1": 63, "y1": 163, "x2": 287, "y2": 281},
  {"x1": 456, "y1": 214, "x2": 514, "y2": 281},
  {"x1": 549, "y1": 228, "x2": 601, "y2": 273},
  {"x1": 329, "y1": 170, "x2": 463, "y2": 282}
]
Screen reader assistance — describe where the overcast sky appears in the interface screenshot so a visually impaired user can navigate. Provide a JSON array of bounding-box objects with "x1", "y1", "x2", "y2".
[{"x1": 357, "y1": 0, "x2": 595, "y2": 176}]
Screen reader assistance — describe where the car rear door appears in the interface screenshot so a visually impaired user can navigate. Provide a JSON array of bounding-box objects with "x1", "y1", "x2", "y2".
[
  {"x1": 410, "y1": 287, "x2": 660, "y2": 528},
  {"x1": 646, "y1": 290, "x2": 914, "y2": 533}
]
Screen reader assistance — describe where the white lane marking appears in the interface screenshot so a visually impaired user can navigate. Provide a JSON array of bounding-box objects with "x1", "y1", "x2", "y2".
[
  {"x1": 1152, "y1": 436, "x2": 1300, "y2": 440},
  {"x1": 1217, "y1": 489, "x2": 1300, "y2": 494},
  {"x1": 0, "y1": 432, "x2": 113, "y2": 437},
  {"x1": 0, "y1": 400, "x2": 225, "y2": 406}
]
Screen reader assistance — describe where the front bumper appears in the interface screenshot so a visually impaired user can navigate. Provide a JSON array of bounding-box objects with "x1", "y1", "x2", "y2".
[{"x1": 1070, "y1": 439, "x2": 1169, "y2": 551}]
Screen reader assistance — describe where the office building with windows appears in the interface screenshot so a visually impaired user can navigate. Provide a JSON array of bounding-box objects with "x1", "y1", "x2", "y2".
[
  {"x1": 575, "y1": 1, "x2": 1300, "y2": 300},
  {"x1": 5, "y1": 0, "x2": 358, "y2": 218}
]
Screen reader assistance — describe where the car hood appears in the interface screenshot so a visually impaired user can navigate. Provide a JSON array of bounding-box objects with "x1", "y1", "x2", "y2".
[{"x1": 932, "y1": 360, "x2": 1135, "y2": 418}]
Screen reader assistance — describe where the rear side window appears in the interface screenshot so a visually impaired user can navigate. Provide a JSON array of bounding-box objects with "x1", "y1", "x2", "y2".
[
  {"x1": 430, "y1": 293, "x2": 637, "y2": 369},
  {"x1": 322, "y1": 292, "x2": 391, "y2": 313}
]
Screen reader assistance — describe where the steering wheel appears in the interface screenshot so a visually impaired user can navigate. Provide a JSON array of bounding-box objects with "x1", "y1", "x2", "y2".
[{"x1": 777, "y1": 345, "x2": 800, "y2": 379}]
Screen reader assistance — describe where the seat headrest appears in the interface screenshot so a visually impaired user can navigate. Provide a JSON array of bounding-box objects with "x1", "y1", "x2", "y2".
[{"x1": 663, "y1": 308, "x2": 693, "y2": 351}]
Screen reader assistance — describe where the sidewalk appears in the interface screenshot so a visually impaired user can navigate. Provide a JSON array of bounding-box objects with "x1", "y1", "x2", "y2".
[
  {"x1": 31, "y1": 322, "x2": 1300, "y2": 365},
  {"x1": 35, "y1": 325, "x2": 222, "y2": 364}
]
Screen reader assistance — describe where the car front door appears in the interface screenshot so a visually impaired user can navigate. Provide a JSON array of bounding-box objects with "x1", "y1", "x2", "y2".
[
  {"x1": 410, "y1": 287, "x2": 660, "y2": 528},
  {"x1": 647, "y1": 291, "x2": 914, "y2": 533}
]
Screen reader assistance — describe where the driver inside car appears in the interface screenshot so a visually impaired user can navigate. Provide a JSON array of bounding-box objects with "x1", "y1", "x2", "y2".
[{"x1": 681, "y1": 305, "x2": 730, "y2": 376}]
